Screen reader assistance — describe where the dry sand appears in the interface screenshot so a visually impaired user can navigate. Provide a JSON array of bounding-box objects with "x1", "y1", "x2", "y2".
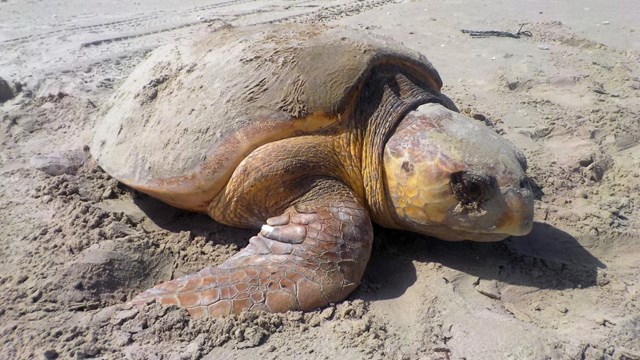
[{"x1": 1, "y1": 0, "x2": 639, "y2": 359}]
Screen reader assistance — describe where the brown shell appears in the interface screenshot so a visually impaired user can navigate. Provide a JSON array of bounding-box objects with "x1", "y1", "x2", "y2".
[{"x1": 91, "y1": 24, "x2": 443, "y2": 212}]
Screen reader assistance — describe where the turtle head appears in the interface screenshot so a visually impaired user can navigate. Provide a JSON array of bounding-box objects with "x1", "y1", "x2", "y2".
[{"x1": 382, "y1": 103, "x2": 534, "y2": 241}]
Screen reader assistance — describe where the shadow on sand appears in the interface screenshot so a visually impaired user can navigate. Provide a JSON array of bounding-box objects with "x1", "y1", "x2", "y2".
[
  {"x1": 129, "y1": 194, "x2": 605, "y2": 302},
  {"x1": 360, "y1": 221, "x2": 606, "y2": 301}
]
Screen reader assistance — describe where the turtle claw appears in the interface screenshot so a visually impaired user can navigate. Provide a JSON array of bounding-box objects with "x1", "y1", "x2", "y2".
[
  {"x1": 260, "y1": 223, "x2": 306, "y2": 244},
  {"x1": 261, "y1": 210, "x2": 333, "y2": 244},
  {"x1": 265, "y1": 213, "x2": 290, "y2": 226}
]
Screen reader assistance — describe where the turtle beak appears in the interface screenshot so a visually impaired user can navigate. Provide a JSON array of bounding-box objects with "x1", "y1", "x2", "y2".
[{"x1": 496, "y1": 187, "x2": 534, "y2": 236}]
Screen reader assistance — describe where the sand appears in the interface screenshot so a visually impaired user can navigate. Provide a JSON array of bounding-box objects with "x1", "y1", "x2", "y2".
[{"x1": 1, "y1": 0, "x2": 639, "y2": 359}]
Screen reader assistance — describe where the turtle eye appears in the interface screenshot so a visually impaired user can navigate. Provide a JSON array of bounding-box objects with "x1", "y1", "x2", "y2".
[{"x1": 450, "y1": 171, "x2": 494, "y2": 207}]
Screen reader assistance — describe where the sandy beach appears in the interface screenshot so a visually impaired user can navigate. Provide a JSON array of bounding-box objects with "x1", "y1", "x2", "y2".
[{"x1": 1, "y1": 0, "x2": 639, "y2": 359}]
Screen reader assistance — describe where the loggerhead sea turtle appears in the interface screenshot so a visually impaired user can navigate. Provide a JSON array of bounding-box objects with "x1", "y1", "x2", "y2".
[{"x1": 92, "y1": 24, "x2": 534, "y2": 318}]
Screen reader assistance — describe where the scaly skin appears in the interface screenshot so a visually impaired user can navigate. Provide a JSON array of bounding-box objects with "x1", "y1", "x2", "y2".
[
  {"x1": 130, "y1": 178, "x2": 373, "y2": 318},
  {"x1": 130, "y1": 122, "x2": 379, "y2": 318},
  {"x1": 383, "y1": 103, "x2": 533, "y2": 241},
  {"x1": 207, "y1": 134, "x2": 366, "y2": 228}
]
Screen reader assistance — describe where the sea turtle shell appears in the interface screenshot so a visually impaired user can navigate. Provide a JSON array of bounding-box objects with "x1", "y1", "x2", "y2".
[{"x1": 91, "y1": 24, "x2": 443, "y2": 212}]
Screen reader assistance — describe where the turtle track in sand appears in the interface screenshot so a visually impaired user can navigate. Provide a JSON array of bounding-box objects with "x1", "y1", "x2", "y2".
[
  {"x1": 2, "y1": 0, "x2": 395, "y2": 47},
  {"x1": 78, "y1": 0, "x2": 396, "y2": 48},
  {"x1": 0, "y1": 0, "x2": 395, "y2": 94}
]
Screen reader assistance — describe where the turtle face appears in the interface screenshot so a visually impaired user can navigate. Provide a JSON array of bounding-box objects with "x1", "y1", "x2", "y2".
[{"x1": 383, "y1": 103, "x2": 533, "y2": 241}]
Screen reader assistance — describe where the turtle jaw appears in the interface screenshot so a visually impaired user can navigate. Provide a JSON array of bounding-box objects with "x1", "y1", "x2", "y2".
[
  {"x1": 382, "y1": 102, "x2": 535, "y2": 242},
  {"x1": 390, "y1": 184, "x2": 534, "y2": 242},
  {"x1": 495, "y1": 187, "x2": 534, "y2": 236},
  {"x1": 383, "y1": 167, "x2": 535, "y2": 243}
]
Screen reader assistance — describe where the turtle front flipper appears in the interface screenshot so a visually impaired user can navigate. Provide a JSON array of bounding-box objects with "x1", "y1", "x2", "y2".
[{"x1": 130, "y1": 179, "x2": 373, "y2": 318}]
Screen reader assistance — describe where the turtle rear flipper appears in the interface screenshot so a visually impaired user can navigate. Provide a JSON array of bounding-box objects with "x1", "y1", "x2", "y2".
[{"x1": 130, "y1": 179, "x2": 373, "y2": 318}]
